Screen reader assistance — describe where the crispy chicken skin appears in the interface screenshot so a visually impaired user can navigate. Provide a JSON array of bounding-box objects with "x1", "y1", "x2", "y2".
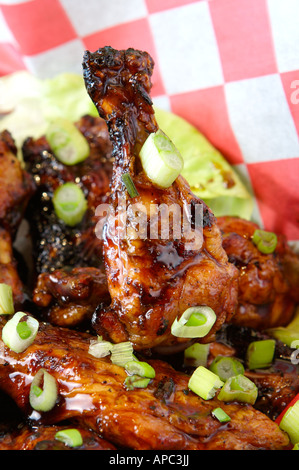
[
  {"x1": 0, "y1": 227, "x2": 25, "y2": 307},
  {"x1": 0, "y1": 318, "x2": 289, "y2": 450},
  {"x1": 83, "y1": 46, "x2": 239, "y2": 350},
  {"x1": 0, "y1": 130, "x2": 35, "y2": 236},
  {"x1": 217, "y1": 216, "x2": 299, "y2": 329}
]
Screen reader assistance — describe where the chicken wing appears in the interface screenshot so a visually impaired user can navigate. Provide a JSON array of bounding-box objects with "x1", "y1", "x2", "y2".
[
  {"x1": 0, "y1": 318, "x2": 289, "y2": 450},
  {"x1": 0, "y1": 423, "x2": 116, "y2": 450},
  {"x1": 218, "y1": 216, "x2": 299, "y2": 329},
  {"x1": 0, "y1": 130, "x2": 35, "y2": 236},
  {"x1": 22, "y1": 115, "x2": 112, "y2": 326},
  {"x1": 83, "y1": 46, "x2": 239, "y2": 351}
]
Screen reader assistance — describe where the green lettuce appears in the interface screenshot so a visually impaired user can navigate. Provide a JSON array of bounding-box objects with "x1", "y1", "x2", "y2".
[
  {"x1": 155, "y1": 107, "x2": 253, "y2": 219},
  {"x1": 0, "y1": 71, "x2": 253, "y2": 219}
]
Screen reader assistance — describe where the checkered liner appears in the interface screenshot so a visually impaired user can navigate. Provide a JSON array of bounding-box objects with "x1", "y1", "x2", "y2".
[{"x1": 0, "y1": 0, "x2": 298, "y2": 241}]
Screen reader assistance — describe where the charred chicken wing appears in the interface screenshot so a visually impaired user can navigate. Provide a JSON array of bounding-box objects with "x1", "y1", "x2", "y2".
[
  {"x1": 218, "y1": 216, "x2": 299, "y2": 329},
  {"x1": 0, "y1": 318, "x2": 289, "y2": 450},
  {"x1": 83, "y1": 46, "x2": 239, "y2": 351}
]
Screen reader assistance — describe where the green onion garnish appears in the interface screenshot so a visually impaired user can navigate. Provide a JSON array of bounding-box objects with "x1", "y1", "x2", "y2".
[
  {"x1": 52, "y1": 182, "x2": 87, "y2": 227},
  {"x1": 211, "y1": 407, "x2": 231, "y2": 423},
  {"x1": 121, "y1": 173, "x2": 139, "y2": 198},
  {"x1": 184, "y1": 343, "x2": 210, "y2": 368},
  {"x1": 188, "y1": 366, "x2": 224, "y2": 400},
  {"x1": 209, "y1": 356, "x2": 244, "y2": 382},
  {"x1": 0, "y1": 283, "x2": 14, "y2": 315},
  {"x1": 125, "y1": 360, "x2": 156, "y2": 379},
  {"x1": 279, "y1": 400, "x2": 299, "y2": 445},
  {"x1": 171, "y1": 306, "x2": 216, "y2": 339},
  {"x1": 46, "y1": 117, "x2": 90, "y2": 166},
  {"x1": 88, "y1": 336, "x2": 113, "y2": 358},
  {"x1": 293, "y1": 443, "x2": 299, "y2": 450},
  {"x1": 55, "y1": 429, "x2": 83, "y2": 448},
  {"x1": 252, "y1": 229, "x2": 277, "y2": 254},
  {"x1": 246, "y1": 339, "x2": 276, "y2": 370},
  {"x1": 139, "y1": 129, "x2": 184, "y2": 188},
  {"x1": 124, "y1": 375, "x2": 151, "y2": 391},
  {"x1": 29, "y1": 368, "x2": 58, "y2": 412},
  {"x1": 217, "y1": 374, "x2": 258, "y2": 405},
  {"x1": 110, "y1": 341, "x2": 135, "y2": 367},
  {"x1": 267, "y1": 309, "x2": 299, "y2": 347},
  {"x1": 2, "y1": 311, "x2": 39, "y2": 353}
]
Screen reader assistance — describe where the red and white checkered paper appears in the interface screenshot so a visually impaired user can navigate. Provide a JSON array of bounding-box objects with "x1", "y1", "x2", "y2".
[{"x1": 0, "y1": 0, "x2": 299, "y2": 242}]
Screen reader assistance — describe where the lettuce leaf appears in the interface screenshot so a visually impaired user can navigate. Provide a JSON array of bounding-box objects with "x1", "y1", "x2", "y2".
[{"x1": 155, "y1": 107, "x2": 253, "y2": 219}]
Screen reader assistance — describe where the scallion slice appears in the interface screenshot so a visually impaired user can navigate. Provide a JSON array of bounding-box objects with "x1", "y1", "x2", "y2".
[
  {"x1": 110, "y1": 341, "x2": 135, "y2": 367},
  {"x1": 0, "y1": 283, "x2": 14, "y2": 315},
  {"x1": 46, "y1": 117, "x2": 90, "y2": 166},
  {"x1": 211, "y1": 407, "x2": 231, "y2": 423},
  {"x1": 125, "y1": 360, "x2": 155, "y2": 379},
  {"x1": 124, "y1": 375, "x2": 151, "y2": 391},
  {"x1": 29, "y1": 368, "x2": 58, "y2": 412},
  {"x1": 88, "y1": 336, "x2": 113, "y2": 358},
  {"x1": 252, "y1": 229, "x2": 277, "y2": 254},
  {"x1": 279, "y1": 400, "x2": 299, "y2": 444},
  {"x1": 217, "y1": 374, "x2": 258, "y2": 405},
  {"x1": 209, "y1": 356, "x2": 244, "y2": 382},
  {"x1": 184, "y1": 343, "x2": 210, "y2": 368},
  {"x1": 55, "y1": 429, "x2": 83, "y2": 448},
  {"x1": 293, "y1": 443, "x2": 299, "y2": 450},
  {"x1": 52, "y1": 182, "x2": 87, "y2": 227},
  {"x1": 2, "y1": 311, "x2": 39, "y2": 353},
  {"x1": 139, "y1": 129, "x2": 184, "y2": 188},
  {"x1": 171, "y1": 306, "x2": 216, "y2": 338},
  {"x1": 246, "y1": 339, "x2": 275, "y2": 370},
  {"x1": 188, "y1": 366, "x2": 224, "y2": 400},
  {"x1": 121, "y1": 173, "x2": 139, "y2": 198}
]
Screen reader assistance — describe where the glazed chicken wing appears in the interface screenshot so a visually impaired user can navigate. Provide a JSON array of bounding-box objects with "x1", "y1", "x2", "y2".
[
  {"x1": 0, "y1": 130, "x2": 34, "y2": 236},
  {"x1": 83, "y1": 46, "x2": 239, "y2": 351},
  {"x1": 218, "y1": 216, "x2": 299, "y2": 329},
  {"x1": 0, "y1": 318, "x2": 289, "y2": 450}
]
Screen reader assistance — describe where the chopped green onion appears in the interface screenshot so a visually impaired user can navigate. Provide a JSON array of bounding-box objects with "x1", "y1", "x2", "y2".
[
  {"x1": 121, "y1": 173, "x2": 139, "y2": 198},
  {"x1": 188, "y1": 366, "x2": 224, "y2": 400},
  {"x1": 0, "y1": 283, "x2": 14, "y2": 315},
  {"x1": 46, "y1": 117, "x2": 90, "y2": 166},
  {"x1": 279, "y1": 400, "x2": 299, "y2": 444},
  {"x1": 2, "y1": 311, "x2": 39, "y2": 353},
  {"x1": 209, "y1": 356, "x2": 244, "y2": 382},
  {"x1": 88, "y1": 336, "x2": 113, "y2": 358},
  {"x1": 52, "y1": 182, "x2": 87, "y2": 227},
  {"x1": 110, "y1": 341, "x2": 135, "y2": 367},
  {"x1": 124, "y1": 375, "x2": 151, "y2": 391},
  {"x1": 267, "y1": 309, "x2": 299, "y2": 347},
  {"x1": 252, "y1": 229, "x2": 277, "y2": 254},
  {"x1": 211, "y1": 407, "x2": 231, "y2": 423},
  {"x1": 125, "y1": 360, "x2": 155, "y2": 379},
  {"x1": 55, "y1": 429, "x2": 83, "y2": 448},
  {"x1": 184, "y1": 343, "x2": 210, "y2": 368},
  {"x1": 217, "y1": 374, "x2": 258, "y2": 405},
  {"x1": 139, "y1": 129, "x2": 184, "y2": 188},
  {"x1": 171, "y1": 306, "x2": 216, "y2": 338},
  {"x1": 246, "y1": 339, "x2": 276, "y2": 370},
  {"x1": 29, "y1": 368, "x2": 58, "y2": 412},
  {"x1": 293, "y1": 443, "x2": 299, "y2": 450}
]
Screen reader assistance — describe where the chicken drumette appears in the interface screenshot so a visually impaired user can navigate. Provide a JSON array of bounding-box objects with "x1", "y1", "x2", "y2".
[{"x1": 83, "y1": 46, "x2": 239, "y2": 351}]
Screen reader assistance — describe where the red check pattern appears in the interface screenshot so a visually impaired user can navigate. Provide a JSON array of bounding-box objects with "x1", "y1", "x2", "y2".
[{"x1": 0, "y1": 0, "x2": 298, "y2": 241}]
